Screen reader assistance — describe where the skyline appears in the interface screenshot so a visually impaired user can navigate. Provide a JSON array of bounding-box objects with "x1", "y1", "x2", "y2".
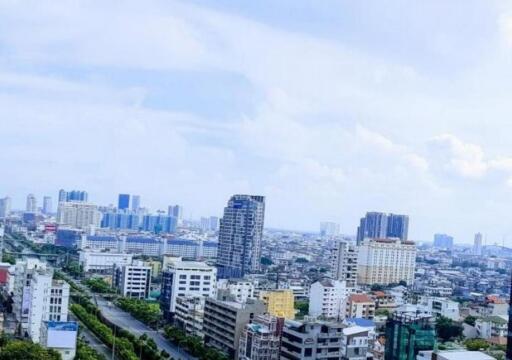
[{"x1": 3, "y1": 1, "x2": 512, "y2": 243}]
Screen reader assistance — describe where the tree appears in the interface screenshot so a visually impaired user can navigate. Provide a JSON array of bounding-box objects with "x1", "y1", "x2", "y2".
[
  {"x1": 464, "y1": 338, "x2": 489, "y2": 351},
  {"x1": 375, "y1": 308, "x2": 390, "y2": 317},
  {"x1": 1, "y1": 253, "x2": 15, "y2": 265},
  {"x1": 371, "y1": 284, "x2": 384, "y2": 291},
  {"x1": 436, "y1": 316, "x2": 463, "y2": 342},
  {"x1": 294, "y1": 300, "x2": 309, "y2": 317},
  {"x1": 295, "y1": 257, "x2": 309, "y2": 263},
  {"x1": 463, "y1": 315, "x2": 477, "y2": 327},
  {"x1": 0, "y1": 340, "x2": 61, "y2": 360}
]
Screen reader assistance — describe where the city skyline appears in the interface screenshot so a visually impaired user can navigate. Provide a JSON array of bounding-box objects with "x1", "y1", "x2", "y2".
[{"x1": 3, "y1": 1, "x2": 512, "y2": 244}]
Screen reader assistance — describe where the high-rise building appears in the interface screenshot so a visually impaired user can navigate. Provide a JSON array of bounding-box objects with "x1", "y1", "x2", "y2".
[
  {"x1": 159, "y1": 257, "x2": 217, "y2": 320},
  {"x1": 357, "y1": 212, "x2": 388, "y2": 244},
  {"x1": 320, "y1": 221, "x2": 340, "y2": 237},
  {"x1": 433, "y1": 234, "x2": 454, "y2": 249},
  {"x1": 59, "y1": 189, "x2": 88, "y2": 202},
  {"x1": 384, "y1": 310, "x2": 436, "y2": 360},
  {"x1": 473, "y1": 232, "x2": 483, "y2": 256},
  {"x1": 330, "y1": 240, "x2": 358, "y2": 287},
  {"x1": 203, "y1": 297, "x2": 266, "y2": 359},
  {"x1": 42, "y1": 196, "x2": 53, "y2": 214},
  {"x1": 118, "y1": 194, "x2": 130, "y2": 210},
  {"x1": 209, "y1": 216, "x2": 219, "y2": 231},
  {"x1": 131, "y1": 195, "x2": 141, "y2": 212},
  {"x1": 26, "y1": 193, "x2": 37, "y2": 213},
  {"x1": 357, "y1": 238, "x2": 416, "y2": 286},
  {"x1": 57, "y1": 202, "x2": 101, "y2": 229},
  {"x1": 0, "y1": 197, "x2": 11, "y2": 218},
  {"x1": 387, "y1": 214, "x2": 409, "y2": 241},
  {"x1": 114, "y1": 261, "x2": 152, "y2": 299},
  {"x1": 356, "y1": 212, "x2": 409, "y2": 244},
  {"x1": 168, "y1": 205, "x2": 184, "y2": 221},
  {"x1": 216, "y1": 194, "x2": 265, "y2": 278}
]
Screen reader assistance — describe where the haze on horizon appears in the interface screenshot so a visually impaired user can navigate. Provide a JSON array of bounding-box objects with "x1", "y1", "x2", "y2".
[{"x1": 2, "y1": 1, "x2": 512, "y2": 244}]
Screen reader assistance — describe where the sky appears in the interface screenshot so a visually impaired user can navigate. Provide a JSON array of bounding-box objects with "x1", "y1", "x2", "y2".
[{"x1": 2, "y1": 1, "x2": 512, "y2": 244}]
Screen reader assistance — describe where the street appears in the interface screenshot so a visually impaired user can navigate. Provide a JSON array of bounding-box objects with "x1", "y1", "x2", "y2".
[{"x1": 95, "y1": 296, "x2": 195, "y2": 360}]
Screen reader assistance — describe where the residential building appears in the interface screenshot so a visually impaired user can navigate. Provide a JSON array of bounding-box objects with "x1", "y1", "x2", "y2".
[
  {"x1": 0, "y1": 196, "x2": 11, "y2": 218},
  {"x1": 209, "y1": 216, "x2": 219, "y2": 231},
  {"x1": 384, "y1": 310, "x2": 436, "y2": 360},
  {"x1": 386, "y1": 214, "x2": 409, "y2": 241},
  {"x1": 118, "y1": 194, "x2": 130, "y2": 210},
  {"x1": 475, "y1": 316, "x2": 508, "y2": 340},
  {"x1": 78, "y1": 250, "x2": 133, "y2": 272},
  {"x1": 167, "y1": 239, "x2": 217, "y2": 259},
  {"x1": 57, "y1": 202, "x2": 101, "y2": 229},
  {"x1": 357, "y1": 238, "x2": 416, "y2": 286},
  {"x1": 168, "y1": 205, "x2": 183, "y2": 220},
  {"x1": 43, "y1": 196, "x2": 53, "y2": 215},
  {"x1": 159, "y1": 257, "x2": 217, "y2": 320},
  {"x1": 421, "y1": 296, "x2": 460, "y2": 321},
  {"x1": 13, "y1": 260, "x2": 70, "y2": 344},
  {"x1": 217, "y1": 194, "x2": 265, "y2": 278},
  {"x1": 114, "y1": 261, "x2": 152, "y2": 299},
  {"x1": 174, "y1": 296, "x2": 205, "y2": 338},
  {"x1": 217, "y1": 278, "x2": 255, "y2": 303},
  {"x1": 280, "y1": 319, "x2": 369, "y2": 360},
  {"x1": 433, "y1": 234, "x2": 454, "y2": 249},
  {"x1": 26, "y1": 193, "x2": 37, "y2": 213},
  {"x1": 356, "y1": 212, "x2": 409, "y2": 244},
  {"x1": 346, "y1": 294, "x2": 375, "y2": 320},
  {"x1": 59, "y1": 190, "x2": 88, "y2": 202},
  {"x1": 309, "y1": 279, "x2": 348, "y2": 320},
  {"x1": 320, "y1": 222, "x2": 340, "y2": 237},
  {"x1": 238, "y1": 314, "x2": 284, "y2": 360},
  {"x1": 259, "y1": 289, "x2": 295, "y2": 319},
  {"x1": 203, "y1": 297, "x2": 266, "y2": 359},
  {"x1": 330, "y1": 240, "x2": 358, "y2": 287},
  {"x1": 419, "y1": 350, "x2": 495, "y2": 360}
]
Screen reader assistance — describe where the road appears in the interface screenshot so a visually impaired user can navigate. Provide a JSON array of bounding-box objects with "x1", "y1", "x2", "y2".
[{"x1": 95, "y1": 296, "x2": 194, "y2": 360}]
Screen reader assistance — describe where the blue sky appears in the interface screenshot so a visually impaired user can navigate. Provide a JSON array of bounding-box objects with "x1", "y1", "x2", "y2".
[{"x1": 2, "y1": 0, "x2": 512, "y2": 244}]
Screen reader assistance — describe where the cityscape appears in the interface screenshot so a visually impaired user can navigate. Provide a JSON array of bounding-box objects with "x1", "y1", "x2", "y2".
[
  {"x1": 0, "y1": 191, "x2": 509, "y2": 360},
  {"x1": 3, "y1": 1, "x2": 512, "y2": 360}
]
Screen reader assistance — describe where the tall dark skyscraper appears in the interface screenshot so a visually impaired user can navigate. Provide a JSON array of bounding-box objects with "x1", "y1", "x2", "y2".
[
  {"x1": 118, "y1": 194, "x2": 130, "y2": 210},
  {"x1": 216, "y1": 194, "x2": 265, "y2": 279},
  {"x1": 387, "y1": 213, "x2": 409, "y2": 241},
  {"x1": 357, "y1": 211, "x2": 409, "y2": 244}
]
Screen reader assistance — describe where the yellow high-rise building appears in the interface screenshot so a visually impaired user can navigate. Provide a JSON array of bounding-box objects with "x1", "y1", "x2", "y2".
[{"x1": 260, "y1": 289, "x2": 295, "y2": 319}]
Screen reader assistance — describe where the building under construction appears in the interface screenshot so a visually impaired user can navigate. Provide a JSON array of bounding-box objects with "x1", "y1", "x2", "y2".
[{"x1": 385, "y1": 310, "x2": 436, "y2": 360}]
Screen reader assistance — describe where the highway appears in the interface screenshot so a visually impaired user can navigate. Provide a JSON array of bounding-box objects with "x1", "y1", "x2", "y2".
[{"x1": 95, "y1": 296, "x2": 195, "y2": 360}]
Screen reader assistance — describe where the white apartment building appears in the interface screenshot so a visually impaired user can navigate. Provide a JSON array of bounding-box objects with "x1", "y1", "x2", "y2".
[
  {"x1": 12, "y1": 260, "x2": 70, "y2": 344},
  {"x1": 309, "y1": 279, "x2": 348, "y2": 320},
  {"x1": 79, "y1": 250, "x2": 133, "y2": 272},
  {"x1": 330, "y1": 240, "x2": 358, "y2": 287},
  {"x1": 57, "y1": 202, "x2": 101, "y2": 229},
  {"x1": 114, "y1": 261, "x2": 151, "y2": 299},
  {"x1": 357, "y1": 238, "x2": 416, "y2": 286},
  {"x1": 175, "y1": 296, "x2": 205, "y2": 338},
  {"x1": 160, "y1": 257, "x2": 217, "y2": 320},
  {"x1": 217, "y1": 278, "x2": 255, "y2": 303},
  {"x1": 420, "y1": 296, "x2": 460, "y2": 321}
]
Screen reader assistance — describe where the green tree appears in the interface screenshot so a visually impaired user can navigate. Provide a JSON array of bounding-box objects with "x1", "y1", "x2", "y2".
[
  {"x1": 464, "y1": 338, "x2": 489, "y2": 351},
  {"x1": 0, "y1": 340, "x2": 61, "y2": 360},
  {"x1": 375, "y1": 308, "x2": 390, "y2": 317},
  {"x1": 295, "y1": 257, "x2": 309, "y2": 263},
  {"x1": 294, "y1": 300, "x2": 309, "y2": 317},
  {"x1": 436, "y1": 316, "x2": 463, "y2": 342},
  {"x1": 463, "y1": 315, "x2": 477, "y2": 327},
  {"x1": 1, "y1": 253, "x2": 15, "y2": 265}
]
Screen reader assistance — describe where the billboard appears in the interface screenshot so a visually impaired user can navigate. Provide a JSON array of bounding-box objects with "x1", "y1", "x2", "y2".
[
  {"x1": 45, "y1": 321, "x2": 78, "y2": 348},
  {"x1": 21, "y1": 286, "x2": 31, "y2": 316}
]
